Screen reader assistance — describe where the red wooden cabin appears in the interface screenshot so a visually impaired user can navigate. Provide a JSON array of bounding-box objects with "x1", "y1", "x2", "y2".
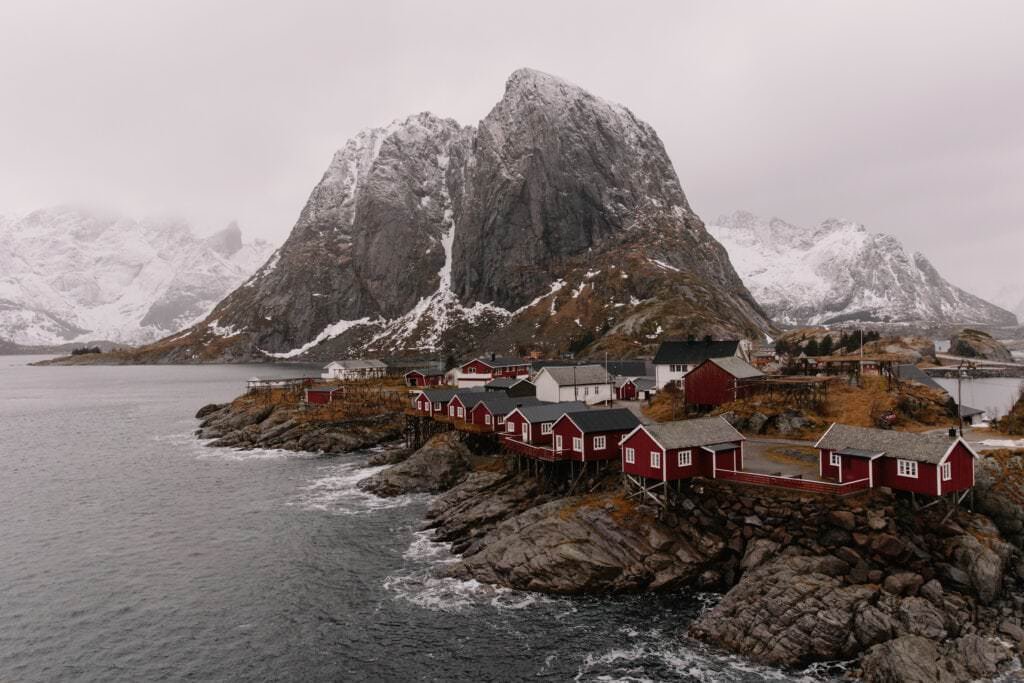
[
  {"x1": 405, "y1": 368, "x2": 446, "y2": 387},
  {"x1": 684, "y1": 357, "x2": 764, "y2": 410},
  {"x1": 460, "y1": 356, "x2": 530, "y2": 379},
  {"x1": 815, "y1": 423, "x2": 978, "y2": 495},
  {"x1": 304, "y1": 386, "x2": 342, "y2": 405},
  {"x1": 503, "y1": 402, "x2": 587, "y2": 445},
  {"x1": 619, "y1": 417, "x2": 745, "y2": 482},
  {"x1": 551, "y1": 409, "x2": 641, "y2": 461},
  {"x1": 615, "y1": 377, "x2": 656, "y2": 401}
]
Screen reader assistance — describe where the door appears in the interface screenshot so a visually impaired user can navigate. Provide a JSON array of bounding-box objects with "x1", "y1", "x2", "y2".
[
  {"x1": 555, "y1": 435, "x2": 563, "y2": 451},
  {"x1": 522, "y1": 423, "x2": 529, "y2": 441}
]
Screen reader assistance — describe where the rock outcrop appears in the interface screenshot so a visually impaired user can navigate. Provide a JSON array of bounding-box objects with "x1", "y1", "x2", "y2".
[
  {"x1": 93, "y1": 69, "x2": 770, "y2": 363},
  {"x1": 358, "y1": 433, "x2": 472, "y2": 496},
  {"x1": 949, "y1": 328, "x2": 1014, "y2": 362},
  {"x1": 194, "y1": 397, "x2": 401, "y2": 454}
]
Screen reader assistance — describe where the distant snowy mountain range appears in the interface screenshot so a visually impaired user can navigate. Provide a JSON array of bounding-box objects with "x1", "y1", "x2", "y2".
[
  {"x1": 989, "y1": 284, "x2": 1024, "y2": 323},
  {"x1": 708, "y1": 211, "x2": 1017, "y2": 328},
  {"x1": 0, "y1": 207, "x2": 274, "y2": 346}
]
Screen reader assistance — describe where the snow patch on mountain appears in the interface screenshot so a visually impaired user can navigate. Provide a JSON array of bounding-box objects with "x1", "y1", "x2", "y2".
[
  {"x1": 708, "y1": 211, "x2": 1017, "y2": 327},
  {"x1": 0, "y1": 207, "x2": 275, "y2": 345}
]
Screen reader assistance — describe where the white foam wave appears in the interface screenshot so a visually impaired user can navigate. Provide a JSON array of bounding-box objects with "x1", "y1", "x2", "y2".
[
  {"x1": 154, "y1": 431, "x2": 311, "y2": 462},
  {"x1": 293, "y1": 461, "x2": 424, "y2": 515},
  {"x1": 576, "y1": 627, "x2": 843, "y2": 682}
]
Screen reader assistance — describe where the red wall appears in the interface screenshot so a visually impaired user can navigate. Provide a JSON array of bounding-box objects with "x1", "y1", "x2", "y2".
[
  {"x1": 505, "y1": 411, "x2": 550, "y2": 443},
  {"x1": 306, "y1": 390, "x2": 333, "y2": 405},
  {"x1": 617, "y1": 382, "x2": 638, "y2": 401},
  {"x1": 819, "y1": 449, "x2": 840, "y2": 480},
  {"x1": 407, "y1": 372, "x2": 444, "y2": 387},
  {"x1": 493, "y1": 366, "x2": 529, "y2": 378},
  {"x1": 684, "y1": 361, "x2": 753, "y2": 407},
  {"x1": 551, "y1": 418, "x2": 627, "y2": 462},
  {"x1": 447, "y1": 395, "x2": 470, "y2": 419},
  {"x1": 621, "y1": 430, "x2": 709, "y2": 481},
  {"x1": 939, "y1": 442, "x2": 975, "y2": 494},
  {"x1": 461, "y1": 359, "x2": 493, "y2": 375},
  {"x1": 713, "y1": 448, "x2": 740, "y2": 473},
  {"x1": 876, "y1": 458, "x2": 939, "y2": 495},
  {"x1": 840, "y1": 454, "x2": 871, "y2": 484},
  {"x1": 415, "y1": 394, "x2": 430, "y2": 412}
]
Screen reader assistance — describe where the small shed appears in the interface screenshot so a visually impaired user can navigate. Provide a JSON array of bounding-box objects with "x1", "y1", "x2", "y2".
[
  {"x1": 304, "y1": 385, "x2": 342, "y2": 405},
  {"x1": 404, "y1": 368, "x2": 447, "y2": 387},
  {"x1": 533, "y1": 365, "x2": 613, "y2": 404},
  {"x1": 684, "y1": 357, "x2": 764, "y2": 409}
]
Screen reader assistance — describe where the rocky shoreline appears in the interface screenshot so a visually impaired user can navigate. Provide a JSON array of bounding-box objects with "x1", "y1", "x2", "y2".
[
  {"x1": 358, "y1": 433, "x2": 1024, "y2": 681},
  {"x1": 193, "y1": 398, "x2": 403, "y2": 454},
  {"x1": 194, "y1": 400, "x2": 1024, "y2": 680}
]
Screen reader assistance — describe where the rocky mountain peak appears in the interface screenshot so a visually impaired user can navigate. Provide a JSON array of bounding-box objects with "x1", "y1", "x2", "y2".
[{"x1": 206, "y1": 221, "x2": 243, "y2": 257}]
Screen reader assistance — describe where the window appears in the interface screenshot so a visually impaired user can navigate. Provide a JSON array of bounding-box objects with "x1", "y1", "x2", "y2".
[
  {"x1": 625, "y1": 447, "x2": 635, "y2": 464},
  {"x1": 497, "y1": 415, "x2": 505, "y2": 425},
  {"x1": 522, "y1": 424, "x2": 529, "y2": 441},
  {"x1": 484, "y1": 414, "x2": 492, "y2": 425},
  {"x1": 506, "y1": 422, "x2": 515, "y2": 433},
  {"x1": 897, "y1": 459, "x2": 918, "y2": 478},
  {"x1": 941, "y1": 462, "x2": 952, "y2": 481},
  {"x1": 594, "y1": 436, "x2": 607, "y2": 450},
  {"x1": 573, "y1": 437, "x2": 583, "y2": 452},
  {"x1": 670, "y1": 364, "x2": 683, "y2": 373},
  {"x1": 541, "y1": 422, "x2": 553, "y2": 435},
  {"x1": 457, "y1": 407, "x2": 464, "y2": 418},
  {"x1": 650, "y1": 451, "x2": 661, "y2": 469},
  {"x1": 555, "y1": 435, "x2": 563, "y2": 451},
  {"x1": 433, "y1": 402, "x2": 441, "y2": 411},
  {"x1": 678, "y1": 450, "x2": 692, "y2": 467},
  {"x1": 449, "y1": 405, "x2": 456, "y2": 416},
  {"x1": 829, "y1": 452, "x2": 841, "y2": 467}
]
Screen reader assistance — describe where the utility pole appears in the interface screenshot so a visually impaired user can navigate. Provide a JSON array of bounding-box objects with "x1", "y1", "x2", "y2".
[{"x1": 957, "y1": 360, "x2": 973, "y2": 437}]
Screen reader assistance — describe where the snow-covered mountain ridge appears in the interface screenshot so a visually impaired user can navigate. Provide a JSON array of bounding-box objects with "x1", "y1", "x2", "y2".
[
  {"x1": 0, "y1": 207, "x2": 274, "y2": 345},
  {"x1": 708, "y1": 211, "x2": 1017, "y2": 327}
]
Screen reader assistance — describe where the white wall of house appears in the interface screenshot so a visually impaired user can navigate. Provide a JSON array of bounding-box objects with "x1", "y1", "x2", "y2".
[
  {"x1": 654, "y1": 363, "x2": 692, "y2": 389},
  {"x1": 534, "y1": 373, "x2": 613, "y2": 404}
]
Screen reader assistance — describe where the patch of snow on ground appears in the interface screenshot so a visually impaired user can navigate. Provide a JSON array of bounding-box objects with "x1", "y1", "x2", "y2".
[{"x1": 649, "y1": 258, "x2": 680, "y2": 273}]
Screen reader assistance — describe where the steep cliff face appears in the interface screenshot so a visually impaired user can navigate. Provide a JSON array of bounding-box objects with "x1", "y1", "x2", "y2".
[
  {"x1": 128, "y1": 69, "x2": 770, "y2": 362},
  {"x1": 709, "y1": 211, "x2": 1017, "y2": 328}
]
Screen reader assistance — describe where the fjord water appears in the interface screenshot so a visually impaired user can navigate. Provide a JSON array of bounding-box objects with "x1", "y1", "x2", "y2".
[{"x1": 0, "y1": 357, "x2": 822, "y2": 682}]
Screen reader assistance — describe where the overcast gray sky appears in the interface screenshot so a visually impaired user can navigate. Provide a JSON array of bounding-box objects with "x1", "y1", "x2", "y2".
[{"x1": 1, "y1": 0, "x2": 1021, "y2": 297}]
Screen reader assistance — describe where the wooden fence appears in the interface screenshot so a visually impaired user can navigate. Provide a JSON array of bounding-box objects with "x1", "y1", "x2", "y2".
[{"x1": 715, "y1": 469, "x2": 870, "y2": 496}]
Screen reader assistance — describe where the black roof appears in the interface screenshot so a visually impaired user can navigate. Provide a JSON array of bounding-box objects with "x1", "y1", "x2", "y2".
[
  {"x1": 420, "y1": 387, "x2": 487, "y2": 402},
  {"x1": 405, "y1": 367, "x2": 446, "y2": 376},
  {"x1": 653, "y1": 340, "x2": 741, "y2": 365},
  {"x1": 514, "y1": 402, "x2": 587, "y2": 423},
  {"x1": 469, "y1": 356, "x2": 527, "y2": 368},
  {"x1": 894, "y1": 364, "x2": 946, "y2": 393},
  {"x1": 561, "y1": 408, "x2": 641, "y2": 433},
  {"x1": 605, "y1": 360, "x2": 651, "y2": 377},
  {"x1": 470, "y1": 395, "x2": 542, "y2": 413}
]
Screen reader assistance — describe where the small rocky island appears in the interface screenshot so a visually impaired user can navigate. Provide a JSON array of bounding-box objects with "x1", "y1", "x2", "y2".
[{"x1": 196, "y1": 394, "x2": 1024, "y2": 681}]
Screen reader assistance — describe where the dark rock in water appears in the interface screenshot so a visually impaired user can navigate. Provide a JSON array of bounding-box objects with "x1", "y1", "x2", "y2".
[
  {"x1": 195, "y1": 402, "x2": 227, "y2": 419},
  {"x1": 860, "y1": 635, "x2": 967, "y2": 683},
  {"x1": 358, "y1": 433, "x2": 471, "y2": 497}
]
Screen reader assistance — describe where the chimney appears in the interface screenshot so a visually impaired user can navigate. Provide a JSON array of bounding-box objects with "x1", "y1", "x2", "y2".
[{"x1": 491, "y1": 352, "x2": 496, "y2": 361}]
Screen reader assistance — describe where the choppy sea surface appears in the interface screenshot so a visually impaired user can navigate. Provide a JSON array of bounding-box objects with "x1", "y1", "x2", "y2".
[{"x1": 0, "y1": 356, "x2": 839, "y2": 681}]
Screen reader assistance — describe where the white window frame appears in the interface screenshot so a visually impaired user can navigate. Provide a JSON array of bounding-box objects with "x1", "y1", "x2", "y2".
[
  {"x1": 573, "y1": 437, "x2": 583, "y2": 452},
  {"x1": 541, "y1": 422, "x2": 553, "y2": 435},
  {"x1": 829, "y1": 452, "x2": 841, "y2": 467},
  {"x1": 555, "y1": 435, "x2": 563, "y2": 451},
  {"x1": 678, "y1": 449, "x2": 692, "y2": 467},
  {"x1": 941, "y1": 462, "x2": 952, "y2": 481},
  {"x1": 433, "y1": 402, "x2": 441, "y2": 411},
  {"x1": 449, "y1": 405, "x2": 456, "y2": 416},
  {"x1": 457, "y1": 407, "x2": 464, "y2": 418},
  {"x1": 497, "y1": 415, "x2": 505, "y2": 425},
  {"x1": 625, "y1": 447, "x2": 635, "y2": 464},
  {"x1": 896, "y1": 459, "x2": 918, "y2": 478},
  {"x1": 522, "y1": 423, "x2": 529, "y2": 441},
  {"x1": 650, "y1": 451, "x2": 661, "y2": 469},
  {"x1": 594, "y1": 436, "x2": 607, "y2": 450},
  {"x1": 484, "y1": 414, "x2": 492, "y2": 425},
  {"x1": 506, "y1": 421, "x2": 515, "y2": 433}
]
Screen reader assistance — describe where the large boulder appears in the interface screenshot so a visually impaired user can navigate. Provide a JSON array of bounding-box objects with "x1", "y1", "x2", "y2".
[
  {"x1": 358, "y1": 432, "x2": 472, "y2": 497},
  {"x1": 688, "y1": 554, "x2": 876, "y2": 667},
  {"x1": 860, "y1": 636, "x2": 967, "y2": 683},
  {"x1": 441, "y1": 494, "x2": 725, "y2": 594},
  {"x1": 949, "y1": 329, "x2": 1013, "y2": 362}
]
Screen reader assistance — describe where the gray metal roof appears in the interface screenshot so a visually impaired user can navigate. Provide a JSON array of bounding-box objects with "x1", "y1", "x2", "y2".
[
  {"x1": 642, "y1": 417, "x2": 746, "y2": 450},
  {"x1": 837, "y1": 447, "x2": 884, "y2": 458},
  {"x1": 324, "y1": 359, "x2": 387, "y2": 369},
  {"x1": 405, "y1": 367, "x2": 445, "y2": 376},
  {"x1": 704, "y1": 442, "x2": 741, "y2": 452},
  {"x1": 561, "y1": 408, "x2": 641, "y2": 433},
  {"x1": 633, "y1": 377, "x2": 657, "y2": 391},
  {"x1": 514, "y1": 401, "x2": 587, "y2": 423},
  {"x1": 816, "y1": 423, "x2": 956, "y2": 464},
  {"x1": 653, "y1": 340, "x2": 740, "y2": 365},
  {"x1": 538, "y1": 364, "x2": 611, "y2": 386},
  {"x1": 709, "y1": 356, "x2": 764, "y2": 379},
  {"x1": 420, "y1": 386, "x2": 487, "y2": 402},
  {"x1": 894, "y1": 364, "x2": 946, "y2": 393},
  {"x1": 469, "y1": 395, "x2": 541, "y2": 414}
]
